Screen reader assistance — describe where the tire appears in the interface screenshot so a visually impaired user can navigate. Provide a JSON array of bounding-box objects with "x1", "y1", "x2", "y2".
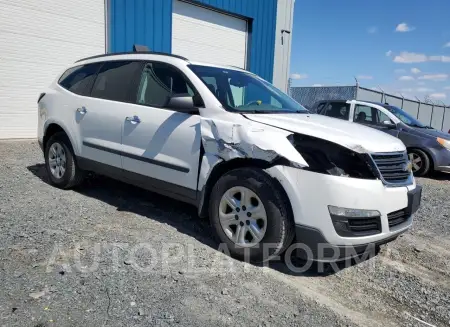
[
  {"x1": 209, "y1": 168, "x2": 295, "y2": 263},
  {"x1": 44, "y1": 132, "x2": 85, "y2": 189},
  {"x1": 408, "y1": 148, "x2": 431, "y2": 177}
]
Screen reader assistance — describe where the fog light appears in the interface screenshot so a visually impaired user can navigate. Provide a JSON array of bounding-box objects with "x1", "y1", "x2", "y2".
[
  {"x1": 328, "y1": 206, "x2": 382, "y2": 237},
  {"x1": 328, "y1": 206, "x2": 380, "y2": 218}
]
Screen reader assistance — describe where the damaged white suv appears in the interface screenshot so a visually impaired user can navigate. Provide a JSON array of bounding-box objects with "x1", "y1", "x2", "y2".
[{"x1": 37, "y1": 52, "x2": 422, "y2": 262}]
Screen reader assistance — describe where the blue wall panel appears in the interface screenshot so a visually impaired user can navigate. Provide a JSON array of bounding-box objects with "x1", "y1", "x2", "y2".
[{"x1": 109, "y1": 0, "x2": 278, "y2": 82}]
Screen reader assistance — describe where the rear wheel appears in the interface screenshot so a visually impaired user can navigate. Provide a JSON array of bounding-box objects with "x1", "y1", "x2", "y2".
[
  {"x1": 45, "y1": 132, "x2": 85, "y2": 188},
  {"x1": 209, "y1": 168, "x2": 295, "y2": 263},
  {"x1": 408, "y1": 149, "x2": 431, "y2": 176}
]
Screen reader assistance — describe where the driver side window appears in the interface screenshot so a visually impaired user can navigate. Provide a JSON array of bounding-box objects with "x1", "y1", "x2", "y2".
[
  {"x1": 354, "y1": 105, "x2": 394, "y2": 126},
  {"x1": 375, "y1": 109, "x2": 392, "y2": 125},
  {"x1": 354, "y1": 105, "x2": 374, "y2": 124},
  {"x1": 136, "y1": 62, "x2": 194, "y2": 108}
]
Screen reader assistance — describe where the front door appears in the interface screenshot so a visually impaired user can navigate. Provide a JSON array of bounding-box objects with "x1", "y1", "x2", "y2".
[
  {"x1": 120, "y1": 61, "x2": 201, "y2": 202},
  {"x1": 353, "y1": 104, "x2": 400, "y2": 137}
]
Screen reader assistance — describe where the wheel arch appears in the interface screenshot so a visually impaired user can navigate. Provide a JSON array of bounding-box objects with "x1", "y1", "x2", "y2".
[
  {"x1": 197, "y1": 158, "x2": 293, "y2": 221},
  {"x1": 43, "y1": 121, "x2": 78, "y2": 156}
]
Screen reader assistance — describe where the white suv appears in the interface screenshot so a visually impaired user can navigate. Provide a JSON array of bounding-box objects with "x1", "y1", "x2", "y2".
[{"x1": 37, "y1": 52, "x2": 422, "y2": 263}]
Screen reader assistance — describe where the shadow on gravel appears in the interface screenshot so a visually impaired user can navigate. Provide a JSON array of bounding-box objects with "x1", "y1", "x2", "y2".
[
  {"x1": 429, "y1": 171, "x2": 450, "y2": 180},
  {"x1": 27, "y1": 164, "x2": 369, "y2": 277}
]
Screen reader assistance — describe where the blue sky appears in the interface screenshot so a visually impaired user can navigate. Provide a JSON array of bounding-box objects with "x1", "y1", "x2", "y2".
[{"x1": 289, "y1": 0, "x2": 450, "y2": 103}]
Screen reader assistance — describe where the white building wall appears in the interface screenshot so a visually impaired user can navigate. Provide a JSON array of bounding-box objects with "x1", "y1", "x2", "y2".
[
  {"x1": 0, "y1": 0, "x2": 105, "y2": 139},
  {"x1": 272, "y1": 0, "x2": 295, "y2": 93}
]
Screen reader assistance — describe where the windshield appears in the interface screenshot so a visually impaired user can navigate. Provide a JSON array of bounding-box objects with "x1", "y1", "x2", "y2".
[
  {"x1": 188, "y1": 65, "x2": 308, "y2": 113},
  {"x1": 385, "y1": 105, "x2": 429, "y2": 128}
]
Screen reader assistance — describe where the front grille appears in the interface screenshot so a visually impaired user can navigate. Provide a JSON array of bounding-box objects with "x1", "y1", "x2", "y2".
[
  {"x1": 347, "y1": 217, "x2": 381, "y2": 236},
  {"x1": 388, "y1": 209, "x2": 409, "y2": 228},
  {"x1": 371, "y1": 152, "x2": 411, "y2": 184}
]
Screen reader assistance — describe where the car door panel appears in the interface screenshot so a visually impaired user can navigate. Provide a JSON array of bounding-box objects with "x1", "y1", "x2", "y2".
[
  {"x1": 77, "y1": 97, "x2": 124, "y2": 168},
  {"x1": 76, "y1": 60, "x2": 143, "y2": 168},
  {"x1": 121, "y1": 106, "x2": 201, "y2": 191},
  {"x1": 120, "y1": 61, "x2": 202, "y2": 194}
]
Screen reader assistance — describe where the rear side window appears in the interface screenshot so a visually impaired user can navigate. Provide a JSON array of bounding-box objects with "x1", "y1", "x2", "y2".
[
  {"x1": 322, "y1": 102, "x2": 350, "y2": 120},
  {"x1": 91, "y1": 61, "x2": 143, "y2": 102},
  {"x1": 58, "y1": 63, "x2": 101, "y2": 96}
]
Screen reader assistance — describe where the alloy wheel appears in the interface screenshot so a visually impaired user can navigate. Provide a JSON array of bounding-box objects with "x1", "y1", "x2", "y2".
[
  {"x1": 48, "y1": 142, "x2": 67, "y2": 179},
  {"x1": 409, "y1": 153, "x2": 422, "y2": 173},
  {"x1": 218, "y1": 186, "x2": 267, "y2": 247}
]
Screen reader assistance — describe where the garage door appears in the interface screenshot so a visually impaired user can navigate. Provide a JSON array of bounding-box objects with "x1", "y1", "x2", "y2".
[
  {"x1": 0, "y1": 0, "x2": 105, "y2": 139},
  {"x1": 172, "y1": 0, "x2": 247, "y2": 69}
]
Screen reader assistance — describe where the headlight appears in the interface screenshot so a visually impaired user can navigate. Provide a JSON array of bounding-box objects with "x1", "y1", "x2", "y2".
[
  {"x1": 437, "y1": 137, "x2": 450, "y2": 150},
  {"x1": 289, "y1": 134, "x2": 376, "y2": 179}
]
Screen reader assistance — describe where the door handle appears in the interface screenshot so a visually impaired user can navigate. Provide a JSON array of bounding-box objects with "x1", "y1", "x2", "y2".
[
  {"x1": 76, "y1": 106, "x2": 87, "y2": 114},
  {"x1": 125, "y1": 115, "x2": 141, "y2": 124}
]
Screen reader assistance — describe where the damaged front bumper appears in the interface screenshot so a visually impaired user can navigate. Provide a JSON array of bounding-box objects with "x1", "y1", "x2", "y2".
[{"x1": 265, "y1": 165, "x2": 417, "y2": 261}]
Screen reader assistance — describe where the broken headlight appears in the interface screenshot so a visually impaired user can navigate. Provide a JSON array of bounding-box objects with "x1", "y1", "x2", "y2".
[{"x1": 289, "y1": 134, "x2": 376, "y2": 179}]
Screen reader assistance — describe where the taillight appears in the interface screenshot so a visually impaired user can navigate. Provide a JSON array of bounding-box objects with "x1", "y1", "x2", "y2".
[{"x1": 38, "y1": 93, "x2": 46, "y2": 103}]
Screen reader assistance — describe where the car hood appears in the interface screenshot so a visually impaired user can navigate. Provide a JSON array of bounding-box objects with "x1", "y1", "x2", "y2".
[
  {"x1": 243, "y1": 113, "x2": 406, "y2": 153},
  {"x1": 410, "y1": 126, "x2": 450, "y2": 140}
]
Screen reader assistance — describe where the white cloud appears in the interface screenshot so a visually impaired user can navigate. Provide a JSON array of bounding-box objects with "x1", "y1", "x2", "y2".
[
  {"x1": 312, "y1": 84, "x2": 323, "y2": 87},
  {"x1": 411, "y1": 67, "x2": 421, "y2": 74},
  {"x1": 444, "y1": 42, "x2": 450, "y2": 48},
  {"x1": 399, "y1": 76, "x2": 415, "y2": 81},
  {"x1": 386, "y1": 50, "x2": 393, "y2": 57},
  {"x1": 416, "y1": 87, "x2": 435, "y2": 93},
  {"x1": 356, "y1": 75, "x2": 373, "y2": 80},
  {"x1": 444, "y1": 86, "x2": 450, "y2": 90},
  {"x1": 367, "y1": 26, "x2": 378, "y2": 34},
  {"x1": 394, "y1": 69, "x2": 406, "y2": 74},
  {"x1": 290, "y1": 73, "x2": 308, "y2": 80},
  {"x1": 417, "y1": 81, "x2": 426, "y2": 85},
  {"x1": 393, "y1": 52, "x2": 450, "y2": 63},
  {"x1": 393, "y1": 52, "x2": 428, "y2": 63},
  {"x1": 400, "y1": 88, "x2": 413, "y2": 93},
  {"x1": 418, "y1": 74, "x2": 448, "y2": 81},
  {"x1": 429, "y1": 55, "x2": 450, "y2": 62},
  {"x1": 395, "y1": 23, "x2": 415, "y2": 32},
  {"x1": 430, "y1": 93, "x2": 447, "y2": 99}
]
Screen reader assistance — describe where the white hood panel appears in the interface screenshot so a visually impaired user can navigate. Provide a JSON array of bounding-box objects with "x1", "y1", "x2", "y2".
[{"x1": 244, "y1": 113, "x2": 406, "y2": 153}]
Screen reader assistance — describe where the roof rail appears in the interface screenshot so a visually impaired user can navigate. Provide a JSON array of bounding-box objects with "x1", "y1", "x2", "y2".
[{"x1": 75, "y1": 51, "x2": 189, "y2": 63}]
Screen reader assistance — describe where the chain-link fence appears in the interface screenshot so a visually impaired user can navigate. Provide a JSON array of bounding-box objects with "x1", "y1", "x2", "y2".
[{"x1": 290, "y1": 85, "x2": 450, "y2": 132}]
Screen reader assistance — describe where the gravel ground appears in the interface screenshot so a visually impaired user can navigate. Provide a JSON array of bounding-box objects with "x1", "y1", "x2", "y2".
[{"x1": 0, "y1": 140, "x2": 449, "y2": 327}]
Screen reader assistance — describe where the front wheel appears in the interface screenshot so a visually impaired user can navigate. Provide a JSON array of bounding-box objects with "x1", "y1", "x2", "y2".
[
  {"x1": 408, "y1": 149, "x2": 431, "y2": 176},
  {"x1": 209, "y1": 168, "x2": 295, "y2": 263}
]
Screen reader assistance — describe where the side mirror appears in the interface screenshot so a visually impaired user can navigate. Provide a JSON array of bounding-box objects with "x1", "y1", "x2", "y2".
[
  {"x1": 382, "y1": 120, "x2": 396, "y2": 129},
  {"x1": 165, "y1": 94, "x2": 197, "y2": 112}
]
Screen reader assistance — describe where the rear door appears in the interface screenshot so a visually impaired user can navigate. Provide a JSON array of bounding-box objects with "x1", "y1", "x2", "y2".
[
  {"x1": 120, "y1": 61, "x2": 202, "y2": 202},
  {"x1": 77, "y1": 60, "x2": 143, "y2": 168}
]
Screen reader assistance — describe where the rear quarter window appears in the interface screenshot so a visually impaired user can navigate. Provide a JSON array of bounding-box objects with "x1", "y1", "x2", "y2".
[{"x1": 58, "y1": 63, "x2": 102, "y2": 96}]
